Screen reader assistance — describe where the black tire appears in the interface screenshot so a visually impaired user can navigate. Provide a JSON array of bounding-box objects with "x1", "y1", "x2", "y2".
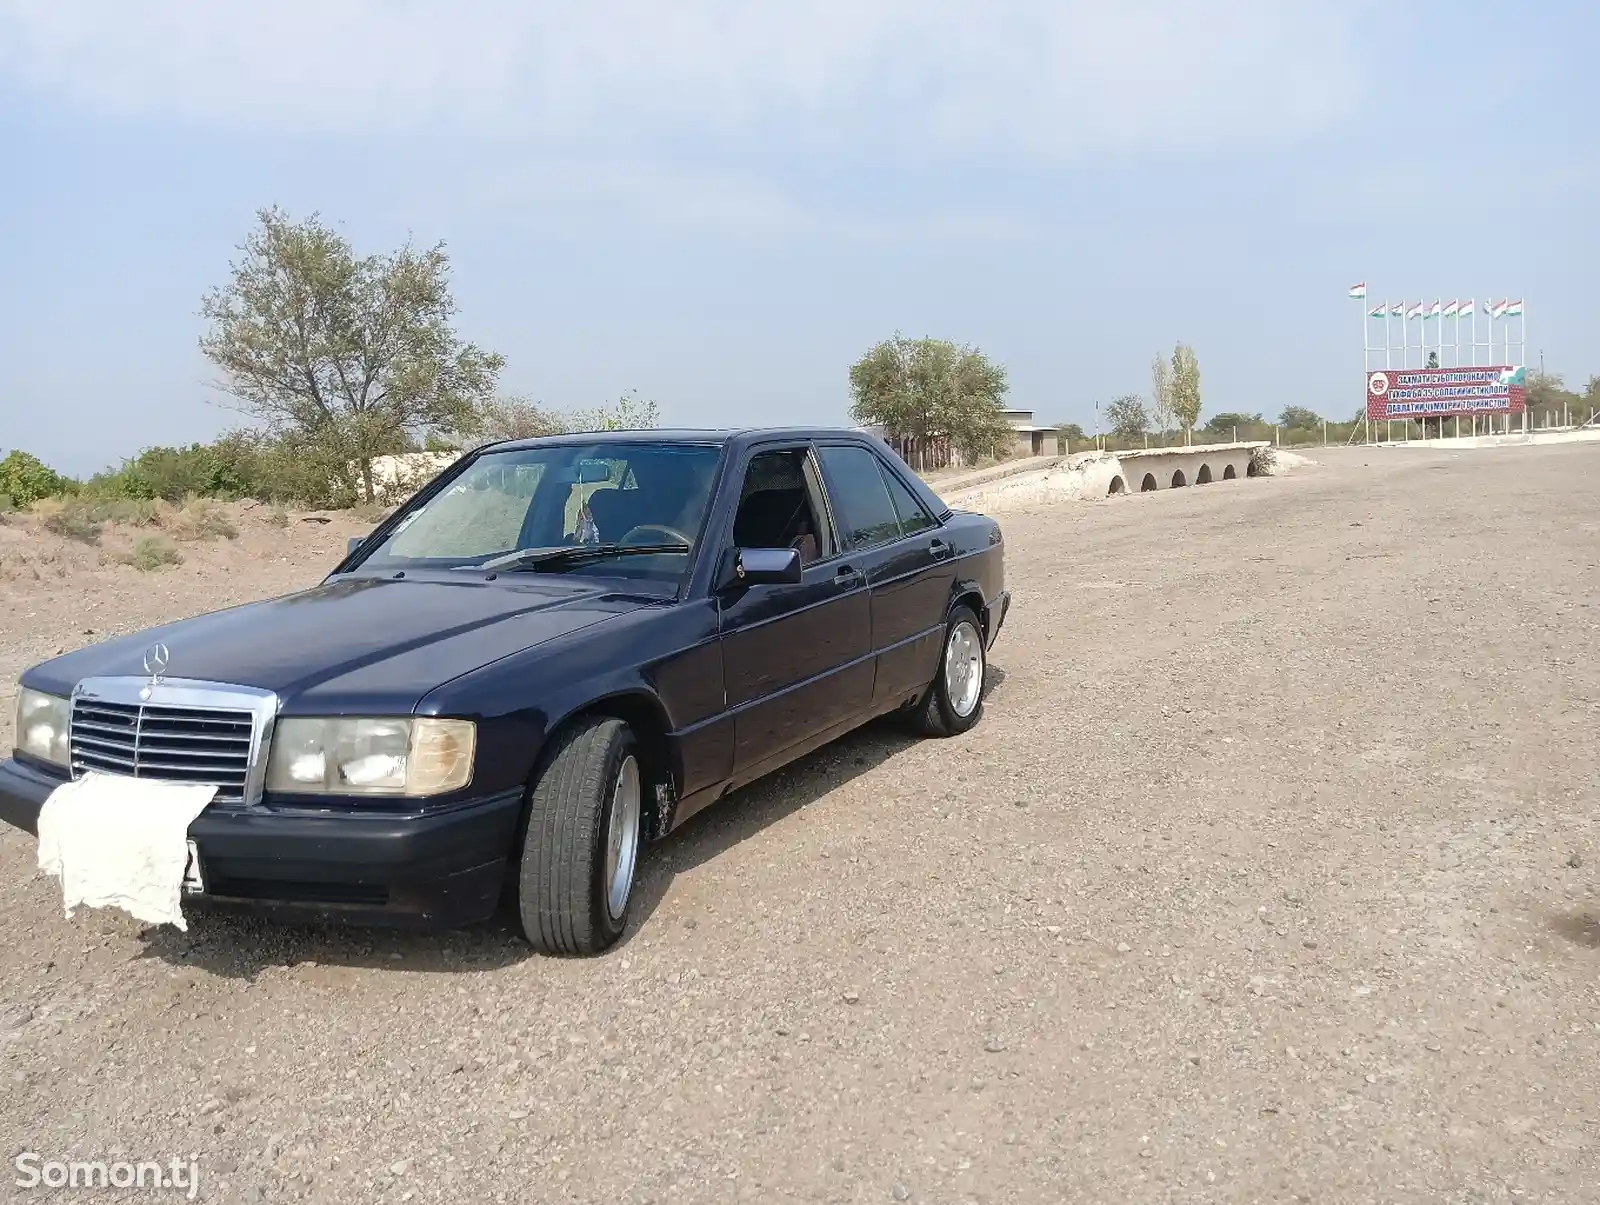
[
  {"x1": 911, "y1": 603, "x2": 987, "y2": 737},
  {"x1": 515, "y1": 716, "x2": 642, "y2": 955}
]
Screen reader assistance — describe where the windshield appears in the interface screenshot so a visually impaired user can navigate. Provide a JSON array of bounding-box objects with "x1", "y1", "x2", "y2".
[{"x1": 354, "y1": 440, "x2": 725, "y2": 582}]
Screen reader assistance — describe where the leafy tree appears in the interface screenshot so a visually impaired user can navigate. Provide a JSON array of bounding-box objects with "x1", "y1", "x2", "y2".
[
  {"x1": 0, "y1": 450, "x2": 70, "y2": 507},
  {"x1": 1055, "y1": 421, "x2": 1087, "y2": 441},
  {"x1": 465, "y1": 390, "x2": 662, "y2": 448},
  {"x1": 1525, "y1": 370, "x2": 1575, "y2": 410},
  {"x1": 1205, "y1": 411, "x2": 1261, "y2": 434},
  {"x1": 1150, "y1": 355, "x2": 1175, "y2": 435},
  {"x1": 1278, "y1": 405, "x2": 1322, "y2": 429},
  {"x1": 849, "y1": 335, "x2": 1011, "y2": 465},
  {"x1": 469, "y1": 395, "x2": 567, "y2": 445},
  {"x1": 1169, "y1": 343, "x2": 1202, "y2": 432},
  {"x1": 1104, "y1": 394, "x2": 1149, "y2": 440},
  {"x1": 199, "y1": 206, "x2": 504, "y2": 502},
  {"x1": 568, "y1": 390, "x2": 662, "y2": 433}
]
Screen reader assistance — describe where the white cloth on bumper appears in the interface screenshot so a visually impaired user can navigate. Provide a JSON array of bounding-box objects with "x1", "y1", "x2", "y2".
[{"x1": 37, "y1": 772, "x2": 217, "y2": 930}]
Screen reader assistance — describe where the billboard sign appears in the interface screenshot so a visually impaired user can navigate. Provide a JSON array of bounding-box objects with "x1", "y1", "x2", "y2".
[{"x1": 1365, "y1": 366, "x2": 1526, "y2": 419}]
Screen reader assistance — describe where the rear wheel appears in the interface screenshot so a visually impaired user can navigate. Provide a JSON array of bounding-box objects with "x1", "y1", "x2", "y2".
[
  {"x1": 515, "y1": 716, "x2": 642, "y2": 955},
  {"x1": 912, "y1": 604, "x2": 987, "y2": 737}
]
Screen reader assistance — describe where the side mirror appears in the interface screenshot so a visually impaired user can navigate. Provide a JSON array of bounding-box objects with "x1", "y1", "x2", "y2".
[
  {"x1": 347, "y1": 536, "x2": 365, "y2": 557},
  {"x1": 729, "y1": 546, "x2": 802, "y2": 587}
]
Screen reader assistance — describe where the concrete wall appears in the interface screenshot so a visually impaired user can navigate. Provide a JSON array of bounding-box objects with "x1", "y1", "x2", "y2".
[{"x1": 1108, "y1": 442, "x2": 1266, "y2": 494}]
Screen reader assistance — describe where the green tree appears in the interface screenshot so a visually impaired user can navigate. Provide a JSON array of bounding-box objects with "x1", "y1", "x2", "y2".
[
  {"x1": 200, "y1": 207, "x2": 504, "y2": 503},
  {"x1": 1104, "y1": 394, "x2": 1149, "y2": 440},
  {"x1": 1205, "y1": 411, "x2": 1261, "y2": 435},
  {"x1": 1150, "y1": 355, "x2": 1175, "y2": 435},
  {"x1": 1278, "y1": 405, "x2": 1322, "y2": 429},
  {"x1": 469, "y1": 395, "x2": 567, "y2": 445},
  {"x1": 849, "y1": 335, "x2": 1011, "y2": 466},
  {"x1": 465, "y1": 390, "x2": 662, "y2": 448},
  {"x1": 0, "y1": 450, "x2": 70, "y2": 507},
  {"x1": 1169, "y1": 343, "x2": 1202, "y2": 432},
  {"x1": 568, "y1": 390, "x2": 661, "y2": 432}
]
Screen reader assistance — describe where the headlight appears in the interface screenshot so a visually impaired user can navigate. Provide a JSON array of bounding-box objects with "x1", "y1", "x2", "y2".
[
  {"x1": 15, "y1": 688, "x2": 70, "y2": 768},
  {"x1": 265, "y1": 717, "x2": 475, "y2": 797}
]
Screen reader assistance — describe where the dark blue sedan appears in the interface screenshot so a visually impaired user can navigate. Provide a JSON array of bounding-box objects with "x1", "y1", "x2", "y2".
[{"x1": 2, "y1": 428, "x2": 1009, "y2": 954}]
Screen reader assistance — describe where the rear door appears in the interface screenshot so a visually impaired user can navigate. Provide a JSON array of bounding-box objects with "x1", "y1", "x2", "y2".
[
  {"x1": 716, "y1": 444, "x2": 873, "y2": 777},
  {"x1": 815, "y1": 443, "x2": 956, "y2": 707}
]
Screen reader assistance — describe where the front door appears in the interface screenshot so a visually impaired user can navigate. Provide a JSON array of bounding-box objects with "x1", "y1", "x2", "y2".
[{"x1": 716, "y1": 446, "x2": 873, "y2": 776}]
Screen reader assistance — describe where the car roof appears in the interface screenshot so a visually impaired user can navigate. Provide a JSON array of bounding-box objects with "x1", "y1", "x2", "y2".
[{"x1": 480, "y1": 427, "x2": 884, "y2": 454}]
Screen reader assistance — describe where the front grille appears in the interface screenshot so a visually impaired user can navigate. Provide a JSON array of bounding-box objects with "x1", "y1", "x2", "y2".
[{"x1": 70, "y1": 698, "x2": 256, "y2": 804}]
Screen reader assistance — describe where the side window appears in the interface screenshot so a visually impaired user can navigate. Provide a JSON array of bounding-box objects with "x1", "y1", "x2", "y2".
[
  {"x1": 878, "y1": 461, "x2": 936, "y2": 536},
  {"x1": 730, "y1": 449, "x2": 833, "y2": 564},
  {"x1": 818, "y1": 445, "x2": 903, "y2": 551}
]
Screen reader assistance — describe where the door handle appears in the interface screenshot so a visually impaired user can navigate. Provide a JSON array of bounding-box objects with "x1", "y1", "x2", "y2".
[
  {"x1": 835, "y1": 563, "x2": 861, "y2": 582},
  {"x1": 929, "y1": 538, "x2": 952, "y2": 559}
]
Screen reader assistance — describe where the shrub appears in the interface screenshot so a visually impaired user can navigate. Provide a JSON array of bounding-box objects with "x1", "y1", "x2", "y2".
[
  {"x1": 118, "y1": 536, "x2": 183, "y2": 571},
  {"x1": 165, "y1": 496, "x2": 237, "y2": 541},
  {"x1": 83, "y1": 497, "x2": 163, "y2": 527},
  {"x1": 265, "y1": 505, "x2": 290, "y2": 528},
  {"x1": 40, "y1": 500, "x2": 103, "y2": 544},
  {"x1": 1248, "y1": 444, "x2": 1278, "y2": 477},
  {"x1": 0, "y1": 493, "x2": 13, "y2": 514},
  {"x1": 0, "y1": 450, "x2": 70, "y2": 508}
]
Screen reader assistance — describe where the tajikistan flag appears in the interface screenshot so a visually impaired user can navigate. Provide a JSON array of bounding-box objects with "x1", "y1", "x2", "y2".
[
  {"x1": 1491, "y1": 299, "x2": 1509, "y2": 319},
  {"x1": 1459, "y1": 299, "x2": 1476, "y2": 317},
  {"x1": 1441, "y1": 300, "x2": 1460, "y2": 317},
  {"x1": 1348, "y1": 282, "x2": 1367, "y2": 299},
  {"x1": 1389, "y1": 301, "x2": 1405, "y2": 316},
  {"x1": 1504, "y1": 300, "x2": 1524, "y2": 316},
  {"x1": 1406, "y1": 302, "x2": 1425, "y2": 320},
  {"x1": 1425, "y1": 301, "x2": 1443, "y2": 319},
  {"x1": 1367, "y1": 303, "x2": 1386, "y2": 318}
]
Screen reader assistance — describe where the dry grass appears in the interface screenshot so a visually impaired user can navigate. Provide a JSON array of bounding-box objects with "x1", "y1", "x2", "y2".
[
  {"x1": 163, "y1": 496, "x2": 237, "y2": 541},
  {"x1": 36, "y1": 499, "x2": 102, "y2": 545},
  {"x1": 116, "y1": 536, "x2": 184, "y2": 572}
]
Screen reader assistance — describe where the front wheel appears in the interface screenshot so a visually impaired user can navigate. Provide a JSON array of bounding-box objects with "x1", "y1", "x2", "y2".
[
  {"x1": 912, "y1": 604, "x2": 987, "y2": 737},
  {"x1": 515, "y1": 716, "x2": 643, "y2": 955}
]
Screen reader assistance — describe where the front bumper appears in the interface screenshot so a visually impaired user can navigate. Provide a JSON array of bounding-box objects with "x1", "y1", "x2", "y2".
[{"x1": 0, "y1": 757, "x2": 523, "y2": 928}]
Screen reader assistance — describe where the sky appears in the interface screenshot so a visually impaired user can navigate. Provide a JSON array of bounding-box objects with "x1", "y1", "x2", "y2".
[{"x1": 1, "y1": 0, "x2": 1596, "y2": 475}]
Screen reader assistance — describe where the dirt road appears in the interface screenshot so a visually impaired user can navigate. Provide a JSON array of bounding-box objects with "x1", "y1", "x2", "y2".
[{"x1": 2, "y1": 444, "x2": 1598, "y2": 1203}]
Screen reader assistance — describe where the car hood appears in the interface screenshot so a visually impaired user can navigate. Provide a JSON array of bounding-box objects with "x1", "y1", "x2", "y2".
[{"x1": 25, "y1": 574, "x2": 656, "y2": 712}]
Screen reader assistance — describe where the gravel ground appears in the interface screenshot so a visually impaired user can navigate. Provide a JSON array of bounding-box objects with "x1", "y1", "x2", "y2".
[{"x1": 2, "y1": 443, "x2": 1598, "y2": 1203}]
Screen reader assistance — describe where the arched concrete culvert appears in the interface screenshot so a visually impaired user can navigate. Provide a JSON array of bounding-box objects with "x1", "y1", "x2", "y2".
[
  {"x1": 1246, "y1": 458, "x2": 1260, "y2": 477},
  {"x1": 1171, "y1": 469, "x2": 1188, "y2": 488},
  {"x1": 1196, "y1": 463, "x2": 1213, "y2": 484},
  {"x1": 1140, "y1": 473, "x2": 1158, "y2": 492},
  {"x1": 1108, "y1": 475, "x2": 1126, "y2": 496},
  {"x1": 1223, "y1": 464, "x2": 1237, "y2": 480}
]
